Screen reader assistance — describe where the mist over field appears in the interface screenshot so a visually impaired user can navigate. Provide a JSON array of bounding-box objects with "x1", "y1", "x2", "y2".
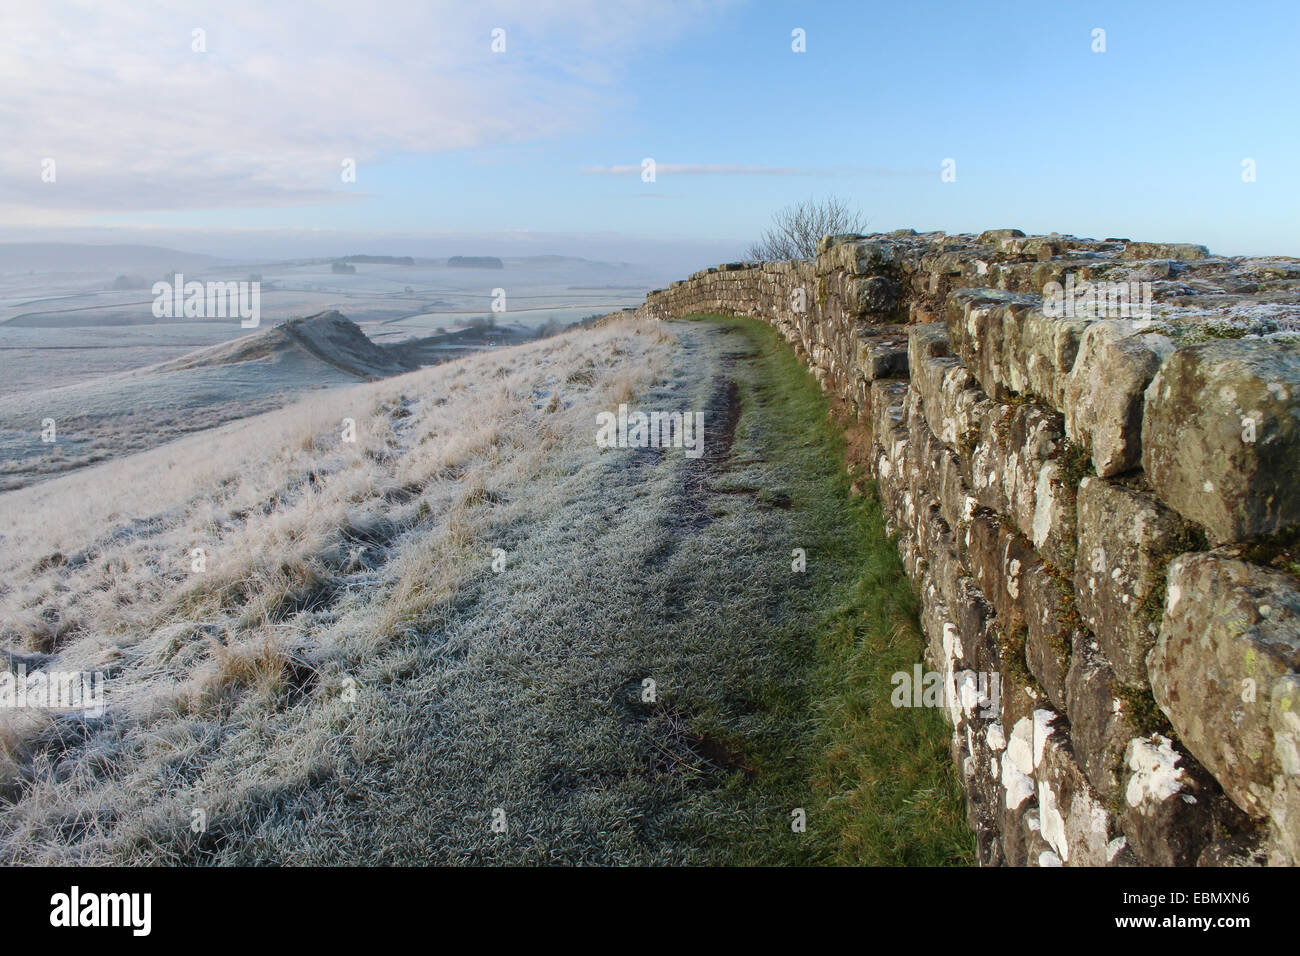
[{"x1": 0, "y1": 244, "x2": 677, "y2": 486}]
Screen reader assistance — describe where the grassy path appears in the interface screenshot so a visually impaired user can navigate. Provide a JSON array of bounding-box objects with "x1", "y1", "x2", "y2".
[
  {"x1": 265, "y1": 315, "x2": 971, "y2": 864},
  {"x1": 0, "y1": 314, "x2": 971, "y2": 865}
]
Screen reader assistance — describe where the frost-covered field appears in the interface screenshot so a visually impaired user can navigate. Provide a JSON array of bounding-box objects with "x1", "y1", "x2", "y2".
[
  {"x1": 0, "y1": 316, "x2": 672, "y2": 862},
  {"x1": 0, "y1": 257, "x2": 662, "y2": 491},
  {"x1": 0, "y1": 312, "x2": 970, "y2": 866},
  {"x1": 0, "y1": 257, "x2": 655, "y2": 337}
]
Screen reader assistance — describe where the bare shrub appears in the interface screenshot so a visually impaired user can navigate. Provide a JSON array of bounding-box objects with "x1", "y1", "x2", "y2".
[{"x1": 745, "y1": 195, "x2": 869, "y2": 263}]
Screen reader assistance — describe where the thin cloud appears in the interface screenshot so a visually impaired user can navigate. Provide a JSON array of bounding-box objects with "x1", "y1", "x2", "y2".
[{"x1": 582, "y1": 163, "x2": 929, "y2": 176}]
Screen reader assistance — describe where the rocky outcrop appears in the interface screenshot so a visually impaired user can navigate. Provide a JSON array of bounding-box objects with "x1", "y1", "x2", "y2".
[{"x1": 637, "y1": 228, "x2": 1300, "y2": 866}]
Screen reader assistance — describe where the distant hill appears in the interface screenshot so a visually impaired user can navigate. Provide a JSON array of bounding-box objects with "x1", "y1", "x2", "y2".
[
  {"x1": 0, "y1": 242, "x2": 224, "y2": 275},
  {"x1": 155, "y1": 311, "x2": 414, "y2": 380},
  {"x1": 0, "y1": 311, "x2": 415, "y2": 490},
  {"x1": 446, "y1": 256, "x2": 504, "y2": 269},
  {"x1": 514, "y1": 255, "x2": 631, "y2": 267},
  {"x1": 339, "y1": 255, "x2": 415, "y2": 265}
]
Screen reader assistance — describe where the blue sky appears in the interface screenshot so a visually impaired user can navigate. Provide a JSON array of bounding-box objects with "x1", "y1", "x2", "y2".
[{"x1": 3, "y1": 0, "x2": 1297, "y2": 264}]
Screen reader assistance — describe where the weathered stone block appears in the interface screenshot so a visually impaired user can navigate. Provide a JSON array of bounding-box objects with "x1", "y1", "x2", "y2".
[
  {"x1": 1021, "y1": 564, "x2": 1076, "y2": 713},
  {"x1": 945, "y1": 289, "x2": 1037, "y2": 400},
  {"x1": 998, "y1": 710, "x2": 1046, "y2": 865},
  {"x1": 964, "y1": 512, "x2": 1075, "y2": 712},
  {"x1": 1148, "y1": 553, "x2": 1300, "y2": 839},
  {"x1": 1074, "y1": 477, "x2": 1192, "y2": 688},
  {"x1": 1120, "y1": 734, "x2": 1232, "y2": 866},
  {"x1": 906, "y1": 321, "x2": 950, "y2": 367},
  {"x1": 1035, "y1": 721, "x2": 1126, "y2": 866},
  {"x1": 1064, "y1": 322, "x2": 1175, "y2": 477},
  {"x1": 946, "y1": 291, "x2": 1091, "y2": 412},
  {"x1": 934, "y1": 442, "x2": 976, "y2": 542},
  {"x1": 1266, "y1": 672, "x2": 1300, "y2": 864},
  {"x1": 962, "y1": 717, "x2": 1007, "y2": 865},
  {"x1": 978, "y1": 228, "x2": 1026, "y2": 245},
  {"x1": 850, "y1": 324, "x2": 909, "y2": 381},
  {"x1": 1017, "y1": 308, "x2": 1093, "y2": 408},
  {"x1": 915, "y1": 356, "x2": 983, "y2": 451},
  {"x1": 1121, "y1": 241, "x2": 1210, "y2": 261},
  {"x1": 1197, "y1": 828, "x2": 1273, "y2": 867},
  {"x1": 998, "y1": 708, "x2": 1126, "y2": 866},
  {"x1": 844, "y1": 275, "x2": 901, "y2": 318},
  {"x1": 970, "y1": 402, "x2": 1076, "y2": 572},
  {"x1": 870, "y1": 379, "x2": 908, "y2": 438},
  {"x1": 1064, "y1": 634, "x2": 1137, "y2": 802},
  {"x1": 965, "y1": 512, "x2": 1032, "y2": 626},
  {"x1": 817, "y1": 237, "x2": 901, "y2": 276},
  {"x1": 1142, "y1": 340, "x2": 1300, "y2": 543}
]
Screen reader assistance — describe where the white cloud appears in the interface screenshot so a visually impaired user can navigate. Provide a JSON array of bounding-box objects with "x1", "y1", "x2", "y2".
[{"x1": 0, "y1": 0, "x2": 733, "y2": 217}]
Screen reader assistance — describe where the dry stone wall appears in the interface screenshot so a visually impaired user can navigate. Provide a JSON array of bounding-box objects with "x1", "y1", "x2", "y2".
[{"x1": 634, "y1": 229, "x2": 1300, "y2": 867}]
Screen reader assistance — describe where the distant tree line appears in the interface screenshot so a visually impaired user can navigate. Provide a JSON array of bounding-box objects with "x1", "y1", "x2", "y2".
[{"x1": 447, "y1": 256, "x2": 504, "y2": 269}]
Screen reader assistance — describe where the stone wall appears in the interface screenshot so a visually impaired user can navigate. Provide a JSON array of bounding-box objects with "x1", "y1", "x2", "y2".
[{"x1": 634, "y1": 229, "x2": 1300, "y2": 866}]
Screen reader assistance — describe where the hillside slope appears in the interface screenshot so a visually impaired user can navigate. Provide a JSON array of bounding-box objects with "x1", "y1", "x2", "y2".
[
  {"x1": 0, "y1": 315, "x2": 967, "y2": 865},
  {"x1": 152, "y1": 311, "x2": 412, "y2": 379},
  {"x1": 0, "y1": 312, "x2": 416, "y2": 491}
]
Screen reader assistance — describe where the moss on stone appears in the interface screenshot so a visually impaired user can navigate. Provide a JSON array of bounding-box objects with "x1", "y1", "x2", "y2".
[
  {"x1": 997, "y1": 622, "x2": 1041, "y2": 697},
  {"x1": 1228, "y1": 523, "x2": 1300, "y2": 580},
  {"x1": 1046, "y1": 566, "x2": 1084, "y2": 651},
  {"x1": 1139, "y1": 523, "x2": 1211, "y2": 628},
  {"x1": 958, "y1": 425, "x2": 980, "y2": 461},
  {"x1": 1058, "y1": 437, "x2": 1095, "y2": 491},
  {"x1": 1117, "y1": 684, "x2": 1174, "y2": 738}
]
